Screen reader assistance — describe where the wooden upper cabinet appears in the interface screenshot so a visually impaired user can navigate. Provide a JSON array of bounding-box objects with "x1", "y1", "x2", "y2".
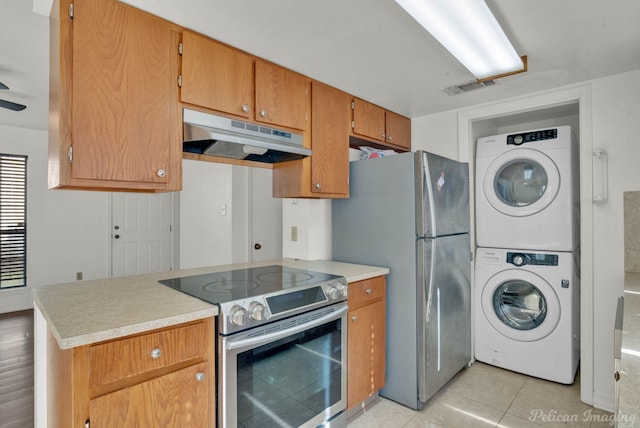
[
  {"x1": 49, "y1": 0, "x2": 182, "y2": 191},
  {"x1": 352, "y1": 97, "x2": 386, "y2": 142},
  {"x1": 180, "y1": 38, "x2": 309, "y2": 131},
  {"x1": 351, "y1": 97, "x2": 411, "y2": 151},
  {"x1": 385, "y1": 110, "x2": 411, "y2": 150},
  {"x1": 310, "y1": 82, "x2": 350, "y2": 196},
  {"x1": 255, "y1": 60, "x2": 310, "y2": 131},
  {"x1": 272, "y1": 81, "x2": 349, "y2": 198},
  {"x1": 181, "y1": 30, "x2": 254, "y2": 119}
]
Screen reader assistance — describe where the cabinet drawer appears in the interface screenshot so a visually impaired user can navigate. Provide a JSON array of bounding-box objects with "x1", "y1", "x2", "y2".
[
  {"x1": 89, "y1": 321, "x2": 208, "y2": 389},
  {"x1": 348, "y1": 276, "x2": 386, "y2": 310}
]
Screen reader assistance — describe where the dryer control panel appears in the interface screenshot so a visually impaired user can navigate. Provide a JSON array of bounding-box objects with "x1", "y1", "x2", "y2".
[
  {"x1": 507, "y1": 128, "x2": 558, "y2": 146},
  {"x1": 507, "y1": 252, "x2": 559, "y2": 267}
]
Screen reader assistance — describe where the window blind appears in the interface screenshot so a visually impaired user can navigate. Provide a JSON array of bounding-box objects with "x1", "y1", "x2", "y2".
[{"x1": 0, "y1": 154, "x2": 27, "y2": 289}]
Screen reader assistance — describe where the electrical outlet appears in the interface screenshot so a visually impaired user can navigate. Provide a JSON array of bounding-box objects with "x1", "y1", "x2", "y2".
[
  {"x1": 291, "y1": 226, "x2": 298, "y2": 242},
  {"x1": 76, "y1": 272, "x2": 83, "y2": 281}
]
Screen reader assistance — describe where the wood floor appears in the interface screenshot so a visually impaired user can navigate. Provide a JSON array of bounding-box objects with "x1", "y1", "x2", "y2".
[{"x1": 0, "y1": 310, "x2": 34, "y2": 428}]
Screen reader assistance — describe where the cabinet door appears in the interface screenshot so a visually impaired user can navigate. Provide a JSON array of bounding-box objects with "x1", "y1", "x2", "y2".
[
  {"x1": 255, "y1": 60, "x2": 310, "y2": 130},
  {"x1": 385, "y1": 111, "x2": 411, "y2": 150},
  {"x1": 181, "y1": 30, "x2": 254, "y2": 119},
  {"x1": 311, "y1": 81, "x2": 350, "y2": 196},
  {"x1": 352, "y1": 98, "x2": 386, "y2": 142},
  {"x1": 90, "y1": 362, "x2": 210, "y2": 427},
  {"x1": 347, "y1": 301, "x2": 386, "y2": 409},
  {"x1": 71, "y1": 0, "x2": 181, "y2": 187}
]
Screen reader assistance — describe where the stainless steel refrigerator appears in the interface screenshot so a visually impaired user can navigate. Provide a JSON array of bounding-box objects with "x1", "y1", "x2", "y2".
[{"x1": 332, "y1": 150, "x2": 471, "y2": 409}]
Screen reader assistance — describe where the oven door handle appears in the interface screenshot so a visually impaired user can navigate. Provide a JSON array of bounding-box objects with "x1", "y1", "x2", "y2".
[{"x1": 225, "y1": 304, "x2": 348, "y2": 352}]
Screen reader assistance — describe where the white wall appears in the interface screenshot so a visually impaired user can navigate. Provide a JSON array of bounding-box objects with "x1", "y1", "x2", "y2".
[
  {"x1": 412, "y1": 110, "x2": 460, "y2": 160},
  {"x1": 282, "y1": 198, "x2": 332, "y2": 260},
  {"x1": 0, "y1": 124, "x2": 110, "y2": 313}
]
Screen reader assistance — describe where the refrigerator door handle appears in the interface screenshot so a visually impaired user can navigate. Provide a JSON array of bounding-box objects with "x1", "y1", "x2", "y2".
[{"x1": 418, "y1": 151, "x2": 437, "y2": 238}]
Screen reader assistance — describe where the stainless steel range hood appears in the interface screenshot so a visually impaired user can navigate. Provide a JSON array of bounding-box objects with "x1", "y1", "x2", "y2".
[{"x1": 183, "y1": 108, "x2": 311, "y2": 163}]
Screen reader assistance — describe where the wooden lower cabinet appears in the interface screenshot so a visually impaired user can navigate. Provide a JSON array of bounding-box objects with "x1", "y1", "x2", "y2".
[
  {"x1": 48, "y1": 319, "x2": 215, "y2": 427},
  {"x1": 347, "y1": 276, "x2": 386, "y2": 409},
  {"x1": 90, "y1": 362, "x2": 210, "y2": 427}
]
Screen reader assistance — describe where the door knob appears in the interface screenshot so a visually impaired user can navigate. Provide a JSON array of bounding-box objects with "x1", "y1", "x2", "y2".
[{"x1": 254, "y1": 243, "x2": 262, "y2": 250}]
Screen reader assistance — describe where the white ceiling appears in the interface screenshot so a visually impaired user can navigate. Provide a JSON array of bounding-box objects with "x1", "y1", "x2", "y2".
[{"x1": 2, "y1": 0, "x2": 640, "y2": 132}]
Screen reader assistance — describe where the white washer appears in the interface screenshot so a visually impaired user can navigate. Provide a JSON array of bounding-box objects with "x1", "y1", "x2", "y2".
[
  {"x1": 475, "y1": 126, "x2": 579, "y2": 251},
  {"x1": 474, "y1": 247, "x2": 580, "y2": 384}
]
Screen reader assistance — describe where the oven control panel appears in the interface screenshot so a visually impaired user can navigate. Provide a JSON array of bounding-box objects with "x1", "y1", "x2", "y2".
[{"x1": 218, "y1": 277, "x2": 348, "y2": 335}]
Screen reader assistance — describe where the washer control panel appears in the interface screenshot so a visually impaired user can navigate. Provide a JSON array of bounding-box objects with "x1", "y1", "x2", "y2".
[
  {"x1": 507, "y1": 252, "x2": 559, "y2": 267},
  {"x1": 507, "y1": 128, "x2": 557, "y2": 146}
]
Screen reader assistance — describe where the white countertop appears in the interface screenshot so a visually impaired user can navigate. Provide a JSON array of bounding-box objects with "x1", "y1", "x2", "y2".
[
  {"x1": 619, "y1": 272, "x2": 640, "y2": 425},
  {"x1": 33, "y1": 258, "x2": 389, "y2": 350}
]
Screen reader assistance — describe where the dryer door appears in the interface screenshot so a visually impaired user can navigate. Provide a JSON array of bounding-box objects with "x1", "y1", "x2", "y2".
[
  {"x1": 482, "y1": 148, "x2": 560, "y2": 217},
  {"x1": 481, "y1": 269, "x2": 560, "y2": 342}
]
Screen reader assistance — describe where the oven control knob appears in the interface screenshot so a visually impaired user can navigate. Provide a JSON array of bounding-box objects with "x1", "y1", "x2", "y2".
[
  {"x1": 326, "y1": 286, "x2": 340, "y2": 300},
  {"x1": 337, "y1": 284, "x2": 348, "y2": 298},
  {"x1": 229, "y1": 305, "x2": 249, "y2": 326},
  {"x1": 248, "y1": 302, "x2": 266, "y2": 321}
]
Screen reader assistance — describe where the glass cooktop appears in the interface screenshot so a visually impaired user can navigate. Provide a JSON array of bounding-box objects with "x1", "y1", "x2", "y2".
[{"x1": 158, "y1": 265, "x2": 342, "y2": 305}]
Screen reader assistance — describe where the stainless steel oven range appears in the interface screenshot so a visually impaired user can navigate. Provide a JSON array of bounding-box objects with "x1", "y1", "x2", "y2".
[{"x1": 159, "y1": 265, "x2": 349, "y2": 428}]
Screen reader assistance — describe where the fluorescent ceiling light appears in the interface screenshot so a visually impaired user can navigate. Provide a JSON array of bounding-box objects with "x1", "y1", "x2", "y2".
[{"x1": 395, "y1": 0, "x2": 524, "y2": 80}]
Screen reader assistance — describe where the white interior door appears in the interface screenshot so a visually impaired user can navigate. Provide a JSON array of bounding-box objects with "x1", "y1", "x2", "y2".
[
  {"x1": 249, "y1": 168, "x2": 282, "y2": 262},
  {"x1": 111, "y1": 192, "x2": 174, "y2": 276}
]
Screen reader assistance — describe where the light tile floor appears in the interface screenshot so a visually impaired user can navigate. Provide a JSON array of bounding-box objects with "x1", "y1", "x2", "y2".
[{"x1": 347, "y1": 362, "x2": 616, "y2": 428}]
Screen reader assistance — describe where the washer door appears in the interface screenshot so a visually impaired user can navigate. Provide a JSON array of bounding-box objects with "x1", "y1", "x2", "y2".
[
  {"x1": 483, "y1": 148, "x2": 560, "y2": 217},
  {"x1": 481, "y1": 269, "x2": 560, "y2": 342}
]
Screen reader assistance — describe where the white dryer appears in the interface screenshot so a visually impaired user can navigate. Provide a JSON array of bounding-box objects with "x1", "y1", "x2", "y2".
[
  {"x1": 475, "y1": 126, "x2": 579, "y2": 251},
  {"x1": 474, "y1": 247, "x2": 580, "y2": 384}
]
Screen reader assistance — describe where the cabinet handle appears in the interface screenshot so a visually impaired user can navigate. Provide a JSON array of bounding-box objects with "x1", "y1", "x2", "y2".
[
  {"x1": 150, "y1": 348, "x2": 161, "y2": 359},
  {"x1": 365, "y1": 288, "x2": 372, "y2": 295},
  {"x1": 242, "y1": 105, "x2": 249, "y2": 112},
  {"x1": 260, "y1": 110, "x2": 267, "y2": 117},
  {"x1": 615, "y1": 371, "x2": 621, "y2": 381},
  {"x1": 196, "y1": 372, "x2": 206, "y2": 382},
  {"x1": 156, "y1": 169, "x2": 166, "y2": 178},
  {"x1": 315, "y1": 183, "x2": 321, "y2": 190},
  {"x1": 381, "y1": 133, "x2": 386, "y2": 139},
  {"x1": 387, "y1": 135, "x2": 393, "y2": 142},
  {"x1": 351, "y1": 316, "x2": 358, "y2": 322}
]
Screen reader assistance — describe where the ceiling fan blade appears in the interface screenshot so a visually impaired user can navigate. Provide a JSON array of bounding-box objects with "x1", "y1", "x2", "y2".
[
  {"x1": 0, "y1": 99, "x2": 27, "y2": 111},
  {"x1": 0, "y1": 82, "x2": 8, "y2": 90}
]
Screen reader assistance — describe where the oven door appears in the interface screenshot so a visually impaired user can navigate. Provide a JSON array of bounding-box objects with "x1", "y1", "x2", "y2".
[{"x1": 220, "y1": 302, "x2": 348, "y2": 428}]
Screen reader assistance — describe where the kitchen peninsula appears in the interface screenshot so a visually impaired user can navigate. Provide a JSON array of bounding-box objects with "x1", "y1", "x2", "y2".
[{"x1": 34, "y1": 259, "x2": 389, "y2": 427}]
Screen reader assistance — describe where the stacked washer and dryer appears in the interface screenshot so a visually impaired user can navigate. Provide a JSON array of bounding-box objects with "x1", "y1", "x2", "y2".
[{"x1": 474, "y1": 126, "x2": 581, "y2": 384}]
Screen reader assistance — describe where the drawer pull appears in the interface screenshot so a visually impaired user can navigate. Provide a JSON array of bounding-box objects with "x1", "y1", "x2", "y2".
[
  {"x1": 196, "y1": 372, "x2": 206, "y2": 382},
  {"x1": 150, "y1": 348, "x2": 162, "y2": 359},
  {"x1": 365, "y1": 289, "x2": 373, "y2": 295}
]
